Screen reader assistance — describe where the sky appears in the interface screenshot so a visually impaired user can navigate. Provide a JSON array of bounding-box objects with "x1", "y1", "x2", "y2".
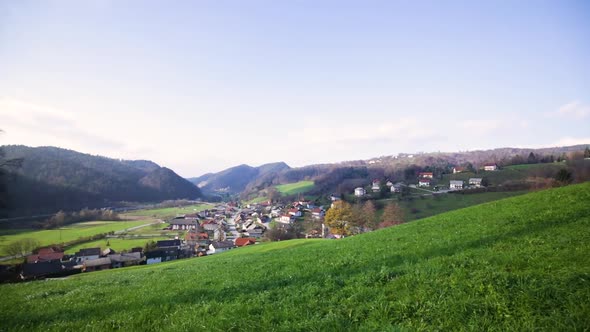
[{"x1": 1, "y1": 0, "x2": 589, "y2": 177}]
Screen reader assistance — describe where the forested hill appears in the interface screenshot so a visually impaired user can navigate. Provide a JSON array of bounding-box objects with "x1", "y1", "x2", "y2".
[
  {"x1": 0, "y1": 145, "x2": 202, "y2": 217},
  {"x1": 188, "y1": 162, "x2": 290, "y2": 194}
]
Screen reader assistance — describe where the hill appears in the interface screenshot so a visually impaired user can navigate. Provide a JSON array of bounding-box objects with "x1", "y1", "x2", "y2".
[
  {"x1": 188, "y1": 162, "x2": 290, "y2": 194},
  {"x1": 0, "y1": 145, "x2": 202, "y2": 217},
  {"x1": 2, "y1": 183, "x2": 589, "y2": 330},
  {"x1": 194, "y1": 144, "x2": 588, "y2": 201}
]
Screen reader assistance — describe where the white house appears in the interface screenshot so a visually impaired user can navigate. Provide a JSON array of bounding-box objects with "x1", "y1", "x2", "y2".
[
  {"x1": 386, "y1": 181, "x2": 393, "y2": 187},
  {"x1": 469, "y1": 178, "x2": 483, "y2": 187},
  {"x1": 354, "y1": 187, "x2": 366, "y2": 197},
  {"x1": 418, "y1": 179, "x2": 431, "y2": 187},
  {"x1": 418, "y1": 172, "x2": 434, "y2": 179},
  {"x1": 449, "y1": 180, "x2": 464, "y2": 190},
  {"x1": 484, "y1": 163, "x2": 498, "y2": 171},
  {"x1": 279, "y1": 215, "x2": 294, "y2": 224},
  {"x1": 391, "y1": 184, "x2": 403, "y2": 193},
  {"x1": 371, "y1": 180, "x2": 380, "y2": 192},
  {"x1": 311, "y1": 208, "x2": 325, "y2": 219},
  {"x1": 288, "y1": 208, "x2": 302, "y2": 217}
]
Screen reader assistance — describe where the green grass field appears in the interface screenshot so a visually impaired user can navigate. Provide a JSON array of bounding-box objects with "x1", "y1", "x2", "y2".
[
  {"x1": 1, "y1": 183, "x2": 589, "y2": 330},
  {"x1": 0, "y1": 220, "x2": 151, "y2": 256},
  {"x1": 441, "y1": 162, "x2": 567, "y2": 186},
  {"x1": 64, "y1": 237, "x2": 170, "y2": 254},
  {"x1": 385, "y1": 190, "x2": 529, "y2": 221},
  {"x1": 124, "y1": 204, "x2": 211, "y2": 219},
  {"x1": 275, "y1": 180, "x2": 315, "y2": 196}
]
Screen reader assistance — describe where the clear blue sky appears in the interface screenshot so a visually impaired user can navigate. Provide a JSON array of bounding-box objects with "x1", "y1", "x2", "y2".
[{"x1": 1, "y1": 0, "x2": 589, "y2": 177}]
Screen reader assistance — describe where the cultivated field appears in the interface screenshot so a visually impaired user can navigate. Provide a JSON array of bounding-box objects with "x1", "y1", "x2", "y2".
[
  {"x1": 123, "y1": 203, "x2": 211, "y2": 219},
  {"x1": 1, "y1": 183, "x2": 589, "y2": 330},
  {"x1": 64, "y1": 237, "x2": 170, "y2": 254},
  {"x1": 0, "y1": 220, "x2": 151, "y2": 256},
  {"x1": 275, "y1": 180, "x2": 315, "y2": 196}
]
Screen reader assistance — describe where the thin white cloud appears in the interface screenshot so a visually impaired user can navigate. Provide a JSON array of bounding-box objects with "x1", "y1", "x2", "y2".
[
  {"x1": 555, "y1": 101, "x2": 590, "y2": 119},
  {"x1": 0, "y1": 97, "x2": 125, "y2": 152},
  {"x1": 552, "y1": 137, "x2": 590, "y2": 147}
]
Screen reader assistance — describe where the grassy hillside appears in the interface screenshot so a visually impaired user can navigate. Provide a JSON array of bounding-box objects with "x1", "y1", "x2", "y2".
[
  {"x1": 385, "y1": 190, "x2": 529, "y2": 221},
  {"x1": 1, "y1": 183, "x2": 589, "y2": 330},
  {"x1": 441, "y1": 162, "x2": 567, "y2": 186},
  {"x1": 275, "y1": 180, "x2": 315, "y2": 196}
]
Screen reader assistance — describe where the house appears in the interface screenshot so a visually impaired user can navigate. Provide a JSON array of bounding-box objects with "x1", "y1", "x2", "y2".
[
  {"x1": 109, "y1": 252, "x2": 144, "y2": 268},
  {"x1": 371, "y1": 179, "x2": 381, "y2": 192},
  {"x1": 418, "y1": 178, "x2": 431, "y2": 187},
  {"x1": 469, "y1": 178, "x2": 483, "y2": 187},
  {"x1": 386, "y1": 181, "x2": 393, "y2": 187},
  {"x1": 391, "y1": 184, "x2": 403, "y2": 193},
  {"x1": 208, "y1": 241, "x2": 235, "y2": 255},
  {"x1": 157, "y1": 239, "x2": 182, "y2": 249},
  {"x1": 21, "y1": 261, "x2": 74, "y2": 280},
  {"x1": 83, "y1": 257, "x2": 112, "y2": 272},
  {"x1": 27, "y1": 247, "x2": 64, "y2": 263},
  {"x1": 354, "y1": 187, "x2": 366, "y2": 197},
  {"x1": 201, "y1": 220, "x2": 220, "y2": 231},
  {"x1": 418, "y1": 172, "x2": 434, "y2": 179},
  {"x1": 145, "y1": 249, "x2": 179, "y2": 264},
  {"x1": 169, "y1": 218, "x2": 200, "y2": 230},
  {"x1": 311, "y1": 208, "x2": 325, "y2": 219},
  {"x1": 279, "y1": 215, "x2": 294, "y2": 224},
  {"x1": 330, "y1": 194, "x2": 341, "y2": 201},
  {"x1": 449, "y1": 180, "x2": 464, "y2": 190},
  {"x1": 235, "y1": 237, "x2": 256, "y2": 247},
  {"x1": 453, "y1": 167, "x2": 466, "y2": 174},
  {"x1": 74, "y1": 248, "x2": 101, "y2": 263},
  {"x1": 484, "y1": 163, "x2": 498, "y2": 171},
  {"x1": 288, "y1": 208, "x2": 302, "y2": 217},
  {"x1": 247, "y1": 228, "x2": 265, "y2": 239}
]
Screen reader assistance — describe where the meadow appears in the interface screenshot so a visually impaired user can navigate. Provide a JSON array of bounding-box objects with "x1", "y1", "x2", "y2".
[
  {"x1": 441, "y1": 162, "x2": 567, "y2": 186},
  {"x1": 124, "y1": 203, "x2": 211, "y2": 219},
  {"x1": 1, "y1": 182, "x2": 589, "y2": 330},
  {"x1": 64, "y1": 237, "x2": 169, "y2": 254},
  {"x1": 385, "y1": 190, "x2": 529, "y2": 221},
  {"x1": 275, "y1": 180, "x2": 315, "y2": 196},
  {"x1": 0, "y1": 220, "x2": 151, "y2": 256}
]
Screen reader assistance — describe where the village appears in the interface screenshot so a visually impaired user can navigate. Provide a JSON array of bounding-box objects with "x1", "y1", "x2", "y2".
[{"x1": 18, "y1": 163, "x2": 500, "y2": 280}]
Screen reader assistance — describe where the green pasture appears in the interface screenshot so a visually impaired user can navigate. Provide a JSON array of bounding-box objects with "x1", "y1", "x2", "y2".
[{"x1": 1, "y1": 183, "x2": 589, "y2": 330}]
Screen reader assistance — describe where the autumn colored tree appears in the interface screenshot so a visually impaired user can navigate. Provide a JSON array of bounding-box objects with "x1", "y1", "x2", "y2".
[
  {"x1": 324, "y1": 200, "x2": 354, "y2": 236},
  {"x1": 379, "y1": 202, "x2": 404, "y2": 228},
  {"x1": 361, "y1": 200, "x2": 377, "y2": 230}
]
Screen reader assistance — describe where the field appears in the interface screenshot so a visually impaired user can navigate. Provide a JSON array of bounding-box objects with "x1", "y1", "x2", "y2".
[
  {"x1": 0, "y1": 220, "x2": 152, "y2": 256},
  {"x1": 385, "y1": 190, "x2": 529, "y2": 221},
  {"x1": 275, "y1": 180, "x2": 315, "y2": 196},
  {"x1": 441, "y1": 162, "x2": 567, "y2": 186},
  {"x1": 124, "y1": 203, "x2": 211, "y2": 219},
  {"x1": 64, "y1": 237, "x2": 170, "y2": 254},
  {"x1": 1, "y1": 183, "x2": 589, "y2": 330}
]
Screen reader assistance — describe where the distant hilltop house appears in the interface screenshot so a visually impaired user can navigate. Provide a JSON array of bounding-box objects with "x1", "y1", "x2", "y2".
[
  {"x1": 418, "y1": 178, "x2": 431, "y2": 187},
  {"x1": 391, "y1": 183, "x2": 403, "y2": 193},
  {"x1": 453, "y1": 167, "x2": 466, "y2": 174},
  {"x1": 371, "y1": 179, "x2": 381, "y2": 192},
  {"x1": 354, "y1": 187, "x2": 367, "y2": 197},
  {"x1": 449, "y1": 180, "x2": 464, "y2": 190},
  {"x1": 484, "y1": 163, "x2": 498, "y2": 171},
  {"x1": 469, "y1": 178, "x2": 483, "y2": 187},
  {"x1": 419, "y1": 172, "x2": 434, "y2": 179}
]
